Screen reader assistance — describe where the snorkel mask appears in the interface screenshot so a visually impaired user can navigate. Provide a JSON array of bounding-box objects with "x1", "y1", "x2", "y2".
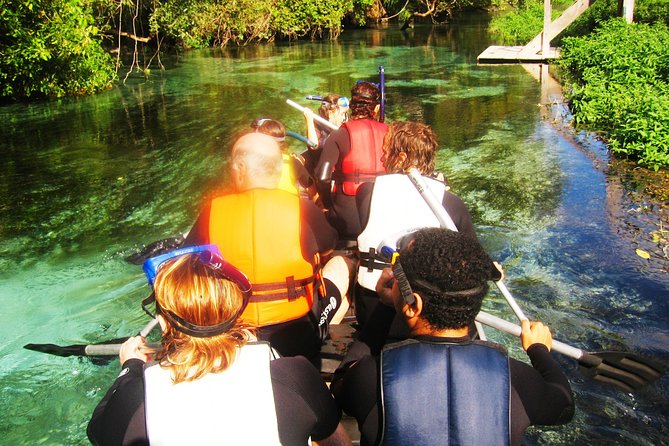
[{"x1": 142, "y1": 244, "x2": 253, "y2": 338}]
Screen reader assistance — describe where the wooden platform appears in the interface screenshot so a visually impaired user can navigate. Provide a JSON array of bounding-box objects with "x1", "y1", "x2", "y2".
[{"x1": 477, "y1": 45, "x2": 560, "y2": 64}]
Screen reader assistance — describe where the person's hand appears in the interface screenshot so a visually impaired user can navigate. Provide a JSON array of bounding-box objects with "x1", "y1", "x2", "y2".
[
  {"x1": 303, "y1": 107, "x2": 314, "y2": 122},
  {"x1": 375, "y1": 268, "x2": 395, "y2": 308},
  {"x1": 119, "y1": 335, "x2": 153, "y2": 365},
  {"x1": 493, "y1": 261, "x2": 505, "y2": 281},
  {"x1": 520, "y1": 320, "x2": 552, "y2": 351}
]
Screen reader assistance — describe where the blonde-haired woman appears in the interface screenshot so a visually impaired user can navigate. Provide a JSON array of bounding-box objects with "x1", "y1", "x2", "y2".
[{"x1": 87, "y1": 245, "x2": 351, "y2": 446}]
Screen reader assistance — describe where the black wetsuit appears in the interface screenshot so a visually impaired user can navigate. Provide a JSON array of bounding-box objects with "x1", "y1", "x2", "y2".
[
  {"x1": 330, "y1": 304, "x2": 575, "y2": 446},
  {"x1": 88, "y1": 356, "x2": 342, "y2": 446}
]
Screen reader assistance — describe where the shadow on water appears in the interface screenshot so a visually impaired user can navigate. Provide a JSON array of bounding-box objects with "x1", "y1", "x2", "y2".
[{"x1": 0, "y1": 11, "x2": 667, "y2": 445}]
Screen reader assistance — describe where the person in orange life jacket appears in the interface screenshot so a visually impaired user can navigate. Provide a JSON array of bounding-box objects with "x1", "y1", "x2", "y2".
[
  {"x1": 185, "y1": 132, "x2": 351, "y2": 361},
  {"x1": 252, "y1": 117, "x2": 314, "y2": 196},
  {"x1": 330, "y1": 228, "x2": 574, "y2": 446},
  {"x1": 315, "y1": 81, "x2": 388, "y2": 243},
  {"x1": 354, "y1": 121, "x2": 477, "y2": 332},
  {"x1": 87, "y1": 248, "x2": 352, "y2": 446}
]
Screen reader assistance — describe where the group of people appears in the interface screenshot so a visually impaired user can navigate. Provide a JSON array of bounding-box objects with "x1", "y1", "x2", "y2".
[{"x1": 87, "y1": 80, "x2": 575, "y2": 445}]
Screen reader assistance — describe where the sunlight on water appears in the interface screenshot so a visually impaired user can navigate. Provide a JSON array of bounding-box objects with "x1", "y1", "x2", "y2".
[{"x1": 1, "y1": 14, "x2": 668, "y2": 445}]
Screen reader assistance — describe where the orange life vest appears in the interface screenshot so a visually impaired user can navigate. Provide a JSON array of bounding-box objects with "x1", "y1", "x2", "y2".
[
  {"x1": 208, "y1": 189, "x2": 315, "y2": 327},
  {"x1": 336, "y1": 119, "x2": 388, "y2": 195}
]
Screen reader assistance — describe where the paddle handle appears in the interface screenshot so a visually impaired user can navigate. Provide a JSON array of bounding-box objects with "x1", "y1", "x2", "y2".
[
  {"x1": 476, "y1": 311, "x2": 584, "y2": 360},
  {"x1": 84, "y1": 342, "x2": 162, "y2": 357},
  {"x1": 139, "y1": 318, "x2": 159, "y2": 338},
  {"x1": 286, "y1": 99, "x2": 339, "y2": 131},
  {"x1": 407, "y1": 168, "x2": 458, "y2": 230}
]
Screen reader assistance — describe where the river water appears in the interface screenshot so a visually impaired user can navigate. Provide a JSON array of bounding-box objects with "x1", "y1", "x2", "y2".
[{"x1": 1, "y1": 12, "x2": 668, "y2": 445}]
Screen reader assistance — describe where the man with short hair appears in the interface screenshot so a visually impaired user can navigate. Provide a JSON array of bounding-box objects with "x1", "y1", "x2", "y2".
[
  {"x1": 331, "y1": 228, "x2": 574, "y2": 446},
  {"x1": 186, "y1": 132, "x2": 350, "y2": 361}
]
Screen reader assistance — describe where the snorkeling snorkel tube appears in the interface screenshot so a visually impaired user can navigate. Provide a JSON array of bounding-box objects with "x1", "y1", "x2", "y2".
[
  {"x1": 378, "y1": 66, "x2": 385, "y2": 122},
  {"x1": 286, "y1": 130, "x2": 317, "y2": 149}
]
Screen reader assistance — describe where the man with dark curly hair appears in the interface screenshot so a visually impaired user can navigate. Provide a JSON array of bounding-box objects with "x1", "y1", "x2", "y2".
[{"x1": 331, "y1": 228, "x2": 574, "y2": 446}]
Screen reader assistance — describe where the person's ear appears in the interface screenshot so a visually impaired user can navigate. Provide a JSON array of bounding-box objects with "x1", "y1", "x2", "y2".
[
  {"x1": 397, "y1": 152, "x2": 408, "y2": 169},
  {"x1": 402, "y1": 292, "x2": 423, "y2": 319},
  {"x1": 374, "y1": 104, "x2": 380, "y2": 117}
]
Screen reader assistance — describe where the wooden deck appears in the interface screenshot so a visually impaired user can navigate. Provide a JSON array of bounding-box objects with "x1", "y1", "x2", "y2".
[{"x1": 477, "y1": 45, "x2": 560, "y2": 64}]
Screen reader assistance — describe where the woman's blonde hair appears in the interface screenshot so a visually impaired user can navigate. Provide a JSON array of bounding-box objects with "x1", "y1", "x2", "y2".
[
  {"x1": 154, "y1": 254, "x2": 254, "y2": 383},
  {"x1": 382, "y1": 121, "x2": 437, "y2": 174}
]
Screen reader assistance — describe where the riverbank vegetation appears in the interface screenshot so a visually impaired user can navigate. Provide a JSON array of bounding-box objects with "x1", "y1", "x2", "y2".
[
  {"x1": 1, "y1": 0, "x2": 492, "y2": 102},
  {"x1": 489, "y1": 0, "x2": 669, "y2": 170}
]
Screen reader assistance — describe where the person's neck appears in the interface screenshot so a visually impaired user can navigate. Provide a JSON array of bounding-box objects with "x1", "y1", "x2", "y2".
[
  {"x1": 411, "y1": 322, "x2": 469, "y2": 339},
  {"x1": 239, "y1": 182, "x2": 277, "y2": 192}
]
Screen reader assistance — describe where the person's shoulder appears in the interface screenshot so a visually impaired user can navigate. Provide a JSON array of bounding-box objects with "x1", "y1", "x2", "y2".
[
  {"x1": 271, "y1": 356, "x2": 318, "y2": 377},
  {"x1": 270, "y1": 356, "x2": 325, "y2": 391}
]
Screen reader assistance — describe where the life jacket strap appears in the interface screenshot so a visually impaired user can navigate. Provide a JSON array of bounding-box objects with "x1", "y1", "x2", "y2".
[
  {"x1": 359, "y1": 248, "x2": 390, "y2": 272},
  {"x1": 250, "y1": 275, "x2": 315, "y2": 302}
]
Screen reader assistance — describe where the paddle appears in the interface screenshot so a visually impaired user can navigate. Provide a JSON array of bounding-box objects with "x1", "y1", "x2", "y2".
[
  {"x1": 406, "y1": 168, "x2": 666, "y2": 391},
  {"x1": 24, "y1": 317, "x2": 160, "y2": 361},
  {"x1": 125, "y1": 234, "x2": 187, "y2": 265},
  {"x1": 476, "y1": 311, "x2": 665, "y2": 393},
  {"x1": 379, "y1": 66, "x2": 385, "y2": 123},
  {"x1": 286, "y1": 99, "x2": 339, "y2": 131}
]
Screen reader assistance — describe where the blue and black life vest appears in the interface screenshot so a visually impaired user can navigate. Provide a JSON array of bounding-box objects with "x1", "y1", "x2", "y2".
[{"x1": 380, "y1": 339, "x2": 511, "y2": 446}]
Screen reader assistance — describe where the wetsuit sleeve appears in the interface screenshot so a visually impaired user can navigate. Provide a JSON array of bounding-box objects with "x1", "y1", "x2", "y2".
[
  {"x1": 315, "y1": 127, "x2": 350, "y2": 208},
  {"x1": 442, "y1": 190, "x2": 477, "y2": 239},
  {"x1": 291, "y1": 156, "x2": 314, "y2": 188},
  {"x1": 510, "y1": 345, "x2": 575, "y2": 426},
  {"x1": 271, "y1": 357, "x2": 341, "y2": 443},
  {"x1": 300, "y1": 198, "x2": 337, "y2": 255},
  {"x1": 87, "y1": 359, "x2": 147, "y2": 446},
  {"x1": 184, "y1": 204, "x2": 212, "y2": 246},
  {"x1": 355, "y1": 182, "x2": 374, "y2": 231}
]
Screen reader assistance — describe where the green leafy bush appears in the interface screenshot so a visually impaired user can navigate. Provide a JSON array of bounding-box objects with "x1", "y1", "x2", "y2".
[
  {"x1": 0, "y1": 0, "x2": 116, "y2": 100},
  {"x1": 560, "y1": 19, "x2": 669, "y2": 169},
  {"x1": 488, "y1": 0, "x2": 573, "y2": 45}
]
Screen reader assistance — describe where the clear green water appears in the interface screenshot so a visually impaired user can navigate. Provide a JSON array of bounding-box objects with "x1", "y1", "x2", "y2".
[{"x1": 1, "y1": 13, "x2": 668, "y2": 445}]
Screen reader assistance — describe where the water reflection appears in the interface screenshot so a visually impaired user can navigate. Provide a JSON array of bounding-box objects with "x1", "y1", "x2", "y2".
[{"x1": 0, "y1": 12, "x2": 667, "y2": 445}]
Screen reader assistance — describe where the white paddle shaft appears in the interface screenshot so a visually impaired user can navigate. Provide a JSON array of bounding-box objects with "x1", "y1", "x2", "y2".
[
  {"x1": 407, "y1": 168, "x2": 529, "y2": 322},
  {"x1": 286, "y1": 99, "x2": 339, "y2": 131}
]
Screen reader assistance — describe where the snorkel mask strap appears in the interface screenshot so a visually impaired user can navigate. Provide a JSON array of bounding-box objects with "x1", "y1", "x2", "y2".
[
  {"x1": 142, "y1": 244, "x2": 253, "y2": 338},
  {"x1": 391, "y1": 253, "x2": 416, "y2": 306}
]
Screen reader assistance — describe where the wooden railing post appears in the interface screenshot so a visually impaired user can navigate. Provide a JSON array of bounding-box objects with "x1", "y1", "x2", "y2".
[
  {"x1": 621, "y1": 0, "x2": 634, "y2": 23},
  {"x1": 542, "y1": 0, "x2": 552, "y2": 55}
]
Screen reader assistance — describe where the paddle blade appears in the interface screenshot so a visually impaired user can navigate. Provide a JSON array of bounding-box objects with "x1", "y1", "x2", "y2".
[
  {"x1": 578, "y1": 351, "x2": 665, "y2": 393},
  {"x1": 125, "y1": 235, "x2": 186, "y2": 265},
  {"x1": 24, "y1": 343, "x2": 87, "y2": 357},
  {"x1": 24, "y1": 337, "x2": 129, "y2": 358}
]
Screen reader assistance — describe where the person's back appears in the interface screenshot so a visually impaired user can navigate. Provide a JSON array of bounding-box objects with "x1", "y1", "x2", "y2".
[
  {"x1": 87, "y1": 246, "x2": 351, "y2": 446},
  {"x1": 185, "y1": 132, "x2": 349, "y2": 360},
  {"x1": 355, "y1": 122, "x2": 476, "y2": 331},
  {"x1": 331, "y1": 228, "x2": 574, "y2": 446},
  {"x1": 316, "y1": 82, "x2": 388, "y2": 242}
]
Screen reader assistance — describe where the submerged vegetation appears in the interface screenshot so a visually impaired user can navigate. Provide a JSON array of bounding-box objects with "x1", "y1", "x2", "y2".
[{"x1": 490, "y1": 0, "x2": 669, "y2": 170}]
